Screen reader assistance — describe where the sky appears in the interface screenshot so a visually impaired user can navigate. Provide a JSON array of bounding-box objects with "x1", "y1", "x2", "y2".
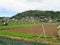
[{"x1": 0, "y1": 0, "x2": 60, "y2": 17}]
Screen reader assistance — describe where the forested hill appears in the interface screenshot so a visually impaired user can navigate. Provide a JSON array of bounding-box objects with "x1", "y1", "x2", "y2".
[{"x1": 12, "y1": 10, "x2": 60, "y2": 20}]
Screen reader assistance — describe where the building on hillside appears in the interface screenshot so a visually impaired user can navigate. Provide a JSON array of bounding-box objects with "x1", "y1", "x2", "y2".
[{"x1": 1, "y1": 17, "x2": 10, "y2": 25}]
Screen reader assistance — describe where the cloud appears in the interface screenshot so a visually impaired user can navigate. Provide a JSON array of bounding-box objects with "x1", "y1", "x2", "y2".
[
  {"x1": 26, "y1": 0, "x2": 43, "y2": 3},
  {"x1": 44, "y1": 0, "x2": 60, "y2": 8},
  {"x1": 0, "y1": 0, "x2": 60, "y2": 17},
  {"x1": 0, "y1": 0, "x2": 47, "y2": 12},
  {"x1": 0, "y1": 0, "x2": 60, "y2": 12}
]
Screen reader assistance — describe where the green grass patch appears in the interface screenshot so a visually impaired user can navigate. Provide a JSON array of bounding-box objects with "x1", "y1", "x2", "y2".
[
  {"x1": 0, "y1": 30, "x2": 39, "y2": 39},
  {"x1": 0, "y1": 30, "x2": 52, "y2": 40},
  {"x1": 40, "y1": 35, "x2": 52, "y2": 38},
  {"x1": 56, "y1": 38, "x2": 60, "y2": 42},
  {"x1": 0, "y1": 22, "x2": 40, "y2": 29},
  {"x1": 58, "y1": 29, "x2": 60, "y2": 36}
]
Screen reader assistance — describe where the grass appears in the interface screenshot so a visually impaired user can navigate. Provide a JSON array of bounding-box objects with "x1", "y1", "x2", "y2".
[
  {"x1": 0, "y1": 30, "x2": 52, "y2": 39},
  {"x1": 0, "y1": 30, "x2": 38, "y2": 39},
  {"x1": 0, "y1": 21, "x2": 40, "y2": 29},
  {"x1": 58, "y1": 29, "x2": 60, "y2": 36},
  {"x1": 55, "y1": 38, "x2": 60, "y2": 42}
]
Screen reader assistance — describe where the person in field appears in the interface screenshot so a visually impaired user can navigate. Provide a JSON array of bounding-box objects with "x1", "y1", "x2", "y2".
[{"x1": 3, "y1": 22, "x2": 8, "y2": 25}]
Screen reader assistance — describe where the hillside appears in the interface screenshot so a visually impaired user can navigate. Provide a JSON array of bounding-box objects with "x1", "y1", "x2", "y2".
[{"x1": 11, "y1": 10, "x2": 60, "y2": 22}]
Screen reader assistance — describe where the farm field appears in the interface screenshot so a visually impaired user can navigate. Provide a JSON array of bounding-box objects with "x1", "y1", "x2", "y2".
[
  {"x1": 0, "y1": 21, "x2": 60, "y2": 45},
  {"x1": 3, "y1": 23, "x2": 57, "y2": 37}
]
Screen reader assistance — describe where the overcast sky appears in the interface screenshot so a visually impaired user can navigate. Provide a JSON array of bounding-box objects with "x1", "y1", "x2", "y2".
[{"x1": 0, "y1": 0, "x2": 60, "y2": 17}]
